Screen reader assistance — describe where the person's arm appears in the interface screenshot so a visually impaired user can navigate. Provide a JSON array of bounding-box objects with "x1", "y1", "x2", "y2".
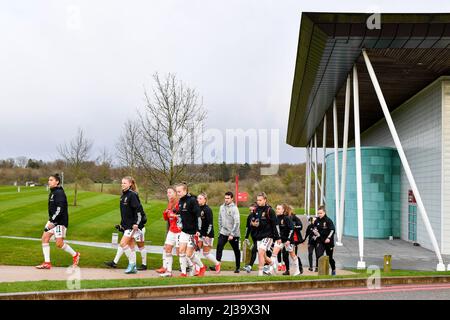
[
  {"x1": 218, "y1": 205, "x2": 223, "y2": 231},
  {"x1": 206, "y1": 207, "x2": 214, "y2": 237},
  {"x1": 270, "y1": 209, "x2": 280, "y2": 241},
  {"x1": 286, "y1": 216, "x2": 294, "y2": 241},
  {"x1": 163, "y1": 209, "x2": 170, "y2": 221},
  {"x1": 130, "y1": 193, "x2": 141, "y2": 229},
  {"x1": 325, "y1": 218, "x2": 336, "y2": 242},
  {"x1": 191, "y1": 198, "x2": 202, "y2": 233},
  {"x1": 49, "y1": 191, "x2": 64, "y2": 225},
  {"x1": 231, "y1": 206, "x2": 240, "y2": 238},
  {"x1": 245, "y1": 214, "x2": 252, "y2": 239}
]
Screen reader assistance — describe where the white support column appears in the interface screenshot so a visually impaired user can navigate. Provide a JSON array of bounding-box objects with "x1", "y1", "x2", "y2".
[
  {"x1": 333, "y1": 99, "x2": 342, "y2": 246},
  {"x1": 362, "y1": 49, "x2": 445, "y2": 271},
  {"x1": 338, "y1": 75, "x2": 351, "y2": 244},
  {"x1": 353, "y1": 65, "x2": 366, "y2": 270},
  {"x1": 321, "y1": 115, "x2": 327, "y2": 205},
  {"x1": 314, "y1": 133, "x2": 319, "y2": 216},
  {"x1": 311, "y1": 164, "x2": 323, "y2": 195}
]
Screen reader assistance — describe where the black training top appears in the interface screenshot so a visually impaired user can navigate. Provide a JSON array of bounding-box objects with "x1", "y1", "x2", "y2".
[
  {"x1": 290, "y1": 214, "x2": 303, "y2": 244},
  {"x1": 48, "y1": 186, "x2": 69, "y2": 228},
  {"x1": 245, "y1": 210, "x2": 259, "y2": 240},
  {"x1": 178, "y1": 193, "x2": 201, "y2": 235},
  {"x1": 277, "y1": 214, "x2": 294, "y2": 242},
  {"x1": 314, "y1": 215, "x2": 336, "y2": 246},
  {"x1": 120, "y1": 189, "x2": 147, "y2": 230},
  {"x1": 254, "y1": 205, "x2": 280, "y2": 241},
  {"x1": 199, "y1": 204, "x2": 214, "y2": 238},
  {"x1": 304, "y1": 223, "x2": 317, "y2": 245}
]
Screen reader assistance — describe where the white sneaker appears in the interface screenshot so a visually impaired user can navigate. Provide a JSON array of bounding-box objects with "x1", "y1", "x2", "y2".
[
  {"x1": 244, "y1": 265, "x2": 252, "y2": 273},
  {"x1": 263, "y1": 265, "x2": 272, "y2": 275},
  {"x1": 160, "y1": 272, "x2": 172, "y2": 277},
  {"x1": 272, "y1": 264, "x2": 278, "y2": 275}
]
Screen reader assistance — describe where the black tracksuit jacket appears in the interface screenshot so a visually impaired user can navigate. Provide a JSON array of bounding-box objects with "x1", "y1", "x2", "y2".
[
  {"x1": 48, "y1": 186, "x2": 69, "y2": 228},
  {"x1": 178, "y1": 193, "x2": 201, "y2": 235},
  {"x1": 254, "y1": 205, "x2": 280, "y2": 241},
  {"x1": 304, "y1": 224, "x2": 318, "y2": 246},
  {"x1": 277, "y1": 214, "x2": 294, "y2": 243},
  {"x1": 314, "y1": 215, "x2": 336, "y2": 246},
  {"x1": 120, "y1": 189, "x2": 147, "y2": 230},
  {"x1": 199, "y1": 204, "x2": 214, "y2": 237}
]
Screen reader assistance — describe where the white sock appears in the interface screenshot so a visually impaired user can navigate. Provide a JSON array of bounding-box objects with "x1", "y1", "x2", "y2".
[
  {"x1": 62, "y1": 243, "x2": 76, "y2": 256},
  {"x1": 180, "y1": 254, "x2": 187, "y2": 274},
  {"x1": 129, "y1": 247, "x2": 136, "y2": 264},
  {"x1": 271, "y1": 256, "x2": 278, "y2": 270},
  {"x1": 190, "y1": 252, "x2": 204, "y2": 268},
  {"x1": 206, "y1": 252, "x2": 219, "y2": 265},
  {"x1": 123, "y1": 245, "x2": 131, "y2": 259},
  {"x1": 165, "y1": 253, "x2": 173, "y2": 272},
  {"x1": 139, "y1": 247, "x2": 147, "y2": 265},
  {"x1": 187, "y1": 256, "x2": 194, "y2": 268},
  {"x1": 42, "y1": 243, "x2": 50, "y2": 263},
  {"x1": 258, "y1": 268, "x2": 263, "y2": 276},
  {"x1": 114, "y1": 246, "x2": 124, "y2": 264},
  {"x1": 290, "y1": 255, "x2": 299, "y2": 273},
  {"x1": 162, "y1": 250, "x2": 167, "y2": 267}
]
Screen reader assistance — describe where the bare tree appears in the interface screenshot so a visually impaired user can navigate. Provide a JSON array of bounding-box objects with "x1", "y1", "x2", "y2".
[
  {"x1": 15, "y1": 156, "x2": 28, "y2": 168},
  {"x1": 135, "y1": 72, "x2": 207, "y2": 189},
  {"x1": 57, "y1": 128, "x2": 92, "y2": 206},
  {"x1": 96, "y1": 147, "x2": 112, "y2": 193},
  {"x1": 116, "y1": 119, "x2": 140, "y2": 176}
]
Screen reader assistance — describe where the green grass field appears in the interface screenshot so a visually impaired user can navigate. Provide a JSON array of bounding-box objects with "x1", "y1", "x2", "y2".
[
  {"x1": 0, "y1": 185, "x2": 256, "y2": 274},
  {"x1": 0, "y1": 185, "x2": 251, "y2": 245},
  {"x1": 0, "y1": 237, "x2": 239, "y2": 270}
]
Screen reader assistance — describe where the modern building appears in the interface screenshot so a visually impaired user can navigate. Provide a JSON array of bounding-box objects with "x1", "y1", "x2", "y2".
[{"x1": 286, "y1": 12, "x2": 450, "y2": 270}]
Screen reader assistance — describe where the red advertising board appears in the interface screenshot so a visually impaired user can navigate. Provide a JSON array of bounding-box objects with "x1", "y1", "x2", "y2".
[{"x1": 237, "y1": 192, "x2": 248, "y2": 202}]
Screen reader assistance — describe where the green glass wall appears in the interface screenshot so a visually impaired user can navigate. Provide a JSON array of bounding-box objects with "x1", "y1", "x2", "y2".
[{"x1": 325, "y1": 147, "x2": 401, "y2": 239}]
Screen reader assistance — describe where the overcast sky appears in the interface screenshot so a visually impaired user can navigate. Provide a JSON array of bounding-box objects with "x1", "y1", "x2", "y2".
[{"x1": 1, "y1": 0, "x2": 449, "y2": 164}]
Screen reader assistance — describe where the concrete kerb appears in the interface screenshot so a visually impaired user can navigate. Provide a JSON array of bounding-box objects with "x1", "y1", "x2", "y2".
[{"x1": 1, "y1": 276, "x2": 450, "y2": 300}]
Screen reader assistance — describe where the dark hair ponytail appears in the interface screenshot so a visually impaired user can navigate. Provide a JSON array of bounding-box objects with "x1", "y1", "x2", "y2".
[{"x1": 50, "y1": 173, "x2": 61, "y2": 185}]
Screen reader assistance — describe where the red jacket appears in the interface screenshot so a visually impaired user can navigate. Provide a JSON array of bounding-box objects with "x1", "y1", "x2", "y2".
[{"x1": 163, "y1": 201, "x2": 181, "y2": 233}]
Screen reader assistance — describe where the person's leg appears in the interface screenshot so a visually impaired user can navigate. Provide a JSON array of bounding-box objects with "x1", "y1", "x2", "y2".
[
  {"x1": 121, "y1": 235, "x2": 136, "y2": 267},
  {"x1": 187, "y1": 243, "x2": 204, "y2": 275},
  {"x1": 55, "y1": 226, "x2": 78, "y2": 265},
  {"x1": 164, "y1": 244, "x2": 174, "y2": 273},
  {"x1": 203, "y1": 246, "x2": 219, "y2": 266},
  {"x1": 178, "y1": 243, "x2": 188, "y2": 275},
  {"x1": 215, "y1": 234, "x2": 227, "y2": 264},
  {"x1": 325, "y1": 245, "x2": 336, "y2": 272},
  {"x1": 315, "y1": 242, "x2": 325, "y2": 270},
  {"x1": 229, "y1": 237, "x2": 241, "y2": 270},
  {"x1": 308, "y1": 244, "x2": 314, "y2": 269},
  {"x1": 129, "y1": 238, "x2": 137, "y2": 265},
  {"x1": 295, "y1": 245, "x2": 303, "y2": 270},
  {"x1": 249, "y1": 240, "x2": 258, "y2": 267},
  {"x1": 257, "y1": 248, "x2": 266, "y2": 276},
  {"x1": 37, "y1": 232, "x2": 53, "y2": 268},
  {"x1": 282, "y1": 247, "x2": 290, "y2": 271},
  {"x1": 271, "y1": 246, "x2": 280, "y2": 272},
  {"x1": 137, "y1": 242, "x2": 147, "y2": 267}
]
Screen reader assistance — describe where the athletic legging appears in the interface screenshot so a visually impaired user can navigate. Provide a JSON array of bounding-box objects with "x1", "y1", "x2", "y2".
[
  {"x1": 308, "y1": 243, "x2": 317, "y2": 268},
  {"x1": 315, "y1": 242, "x2": 336, "y2": 271},
  {"x1": 249, "y1": 238, "x2": 258, "y2": 267},
  {"x1": 216, "y1": 234, "x2": 241, "y2": 269}
]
